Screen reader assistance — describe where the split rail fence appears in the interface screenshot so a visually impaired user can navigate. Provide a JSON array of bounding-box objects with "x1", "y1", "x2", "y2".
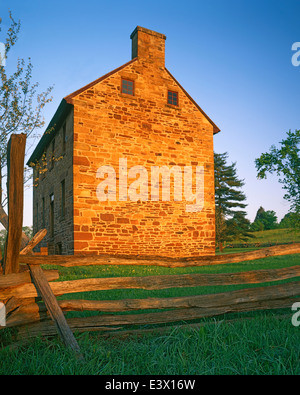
[{"x1": 0, "y1": 134, "x2": 300, "y2": 356}]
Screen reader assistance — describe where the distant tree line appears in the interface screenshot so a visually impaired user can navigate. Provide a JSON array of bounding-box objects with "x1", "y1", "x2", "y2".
[
  {"x1": 214, "y1": 152, "x2": 253, "y2": 251},
  {"x1": 250, "y1": 206, "x2": 298, "y2": 231},
  {"x1": 255, "y1": 130, "x2": 300, "y2": 222},
  {"x1": 215, "y1": 136, "x2": 299, "y2": 250}
]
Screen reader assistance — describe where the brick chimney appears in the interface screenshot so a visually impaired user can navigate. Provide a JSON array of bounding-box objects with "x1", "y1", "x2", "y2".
[{"x1": 130, "y1": 26, "x2": 166, "y2": 68}]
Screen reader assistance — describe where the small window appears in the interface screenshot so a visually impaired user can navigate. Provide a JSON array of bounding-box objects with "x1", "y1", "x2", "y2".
[
  {"x1": 121, "y1": 79, "x2": 134, "y2": 95},
  {"x1": 168, "y1": 90, "x2": 178, "y2": 106},
  {"x1": 61, "y1": 180, "x2": 65, "y2": 219},
  {"x1": 49, "y1": 193, "x2": 54, "y2": 238},
  {"x1": 56, "y1": 243, "x2": 62, "y2": 255},
  {"x1": 36, "y1": 202, "x2": 39, "y2": 229}
]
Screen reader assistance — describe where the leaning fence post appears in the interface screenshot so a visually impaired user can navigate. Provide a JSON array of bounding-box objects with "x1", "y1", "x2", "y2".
[{"x1": 3, "y1": 133, "x2": 26, "y2": 275}]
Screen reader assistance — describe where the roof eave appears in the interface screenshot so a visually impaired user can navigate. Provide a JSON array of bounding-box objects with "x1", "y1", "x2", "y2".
[
  {"x1": 165, "y1": 68, "x2": 221, "y2": 134},
  {"x1": 27, "y1": 58, "x2": 139, "y2": 167},
  {"x1": 26, "y1": 98, "x2": 73, "y2": 166},
  {"x1": 64, "y1": 57, "x2": 138, "y2": 104}
]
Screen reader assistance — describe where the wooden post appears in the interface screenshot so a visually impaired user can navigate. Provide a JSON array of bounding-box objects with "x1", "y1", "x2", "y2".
[
  {"x1": 18, "y1": 229, "x2": 83, "y2": 359},
  {"x1": 28, "y1": 265, "x2": 84, "y2": 360},
  {"x1": 20, "y1": 229, "x2": 47, "y2": 255},
  {"x1": 3, "y1": 134, "x2": 26, "y2": 275}
]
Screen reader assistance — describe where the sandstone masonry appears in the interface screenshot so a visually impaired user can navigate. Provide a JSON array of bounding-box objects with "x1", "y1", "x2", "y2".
[{"x1": 28, "y1": 26, "x2": 220, "y2": 257}]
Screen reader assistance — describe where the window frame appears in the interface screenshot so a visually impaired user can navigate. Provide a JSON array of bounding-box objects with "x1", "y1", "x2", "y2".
[
  {"x1": 167, "y1": 90, "x2": 179, "y2": 106},
  {"x1": 121, "y1": 78, "x2": 135, "y2": 96},
  {"x1": 49, "y1": 193, "x2": 54, "y2": 238},
  {"x1": 36, "y1": 201, "x2": 39, "y2": 230},
  {"x1": 61, "y1": 179, "x2": 65, "y2": 219}
]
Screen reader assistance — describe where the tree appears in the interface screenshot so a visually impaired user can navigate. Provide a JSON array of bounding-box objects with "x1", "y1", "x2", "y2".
[
  {"x1": 255, "y1": 130, "x2": 300, "y2": 228},
  {"x1": 279, "y1": 212, "x2": 300, "y2": 229},
  {"x1": 261, "y1": 210, "x2": 278, "y2": 230},
  {"x1": 225, "y1": 211, "x2": 253, "y2": 242},
  {"x1": 250, "y1": 220, "x2": 264, "y2": 232},
  {"x1": 0, "y1": 12, "x2": 53, "y2": 242},
  {"x1": 253, "y1": 206, "x2": 265, "y2": 223},
  {"x1": 214, "y1": 152, "x2": 251, "y2": 250},
  {"x1": 251, "y1": 206, "x2": 278, "y2": 231}
]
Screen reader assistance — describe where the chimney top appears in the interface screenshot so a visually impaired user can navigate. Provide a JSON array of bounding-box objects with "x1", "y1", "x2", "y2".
[
  {"x1": 130, "y1": 26, "x2": 166, "y2": 67},
  {"x1": 130, "y1": 26, "x2": 166, "y2": 41}
]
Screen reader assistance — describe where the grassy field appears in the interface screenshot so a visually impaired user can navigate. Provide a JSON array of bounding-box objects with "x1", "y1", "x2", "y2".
[
  {"x1": 1, "y1": 242, "x2": 300, "y2": 375},
  {"x1": 226, "y1": 228, "x2": 300, "y2": 249},
  {"x1": 253, "y1": 228, "x2": 300, "y2": 243},
  {"x1": 0, "y1": 313, "x2": 299, "y2": 375}
]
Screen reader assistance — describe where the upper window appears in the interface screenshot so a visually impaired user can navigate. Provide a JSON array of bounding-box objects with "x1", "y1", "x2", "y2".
[
  {"x1": 168, "y1": 90, "x2": 178, "y2": 106},
  {"x1": 121, "y1": 79, "x2": 134, "y2": 95},
  {"x1": 49, "y1": 193, "x2": 54, "y2": 238},
  {"x1": 61, "y1": 179, "x2": 65, "y2": 219}
]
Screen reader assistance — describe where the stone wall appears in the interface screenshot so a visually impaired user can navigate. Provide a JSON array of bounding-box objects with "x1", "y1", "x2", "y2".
[
  {"x1": 68, "y1": 28, "x2": 216, "y2": 257},
  {"x1": 32, "y1": 109, "x2": 74, "y2": 254}
]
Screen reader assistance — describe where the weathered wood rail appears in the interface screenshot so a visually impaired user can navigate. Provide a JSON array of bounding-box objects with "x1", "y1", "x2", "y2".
[
  {"x1": 1, "y1": 259, "x2": 299, "y2": 339},
  {"x1": 2, "y1": 265, "x2": 300, "y2": 300},
  {"x1": 18, "y1": 242, "x2": 300, "y2": 268}
]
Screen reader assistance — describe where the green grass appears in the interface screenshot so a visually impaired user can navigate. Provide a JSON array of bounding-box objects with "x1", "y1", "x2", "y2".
[
  {"x1": 226, "y1": 228, "x2": 300, "y2": 249},
  {"x1": 250, "y1": 228, "x2": 300, "y2": 244},
  {"x1": 54, "y1": 252, "x2": 300, "y2": 302},
  {"x1": 0, "y1": 314, "x2": 299, "y2": 375},
  {"x1": 1, "y1": 244, "x2": 300, "y2": 375}
]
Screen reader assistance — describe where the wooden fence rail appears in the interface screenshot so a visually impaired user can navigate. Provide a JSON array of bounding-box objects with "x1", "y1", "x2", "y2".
[
  {"x1": 8, "y1": 283, "x2": 300, "y2": 339},
  {"x1": 0, "y1": 134, "x2": 299, "y2": 346},
  {"x1": 1, "y1": 262, "x2": 300, "y2": 339},
  {"x1": 1, "y1": 265, "x2": 299, "y2": 301},
  {"x1": 18, "y1": 242, "x2": 300, "y2": 268}
]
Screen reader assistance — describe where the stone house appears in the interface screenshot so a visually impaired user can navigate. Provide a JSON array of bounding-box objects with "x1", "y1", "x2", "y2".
[{"x1": 28, "y1": 26, "x2": 220, "y2": 257}]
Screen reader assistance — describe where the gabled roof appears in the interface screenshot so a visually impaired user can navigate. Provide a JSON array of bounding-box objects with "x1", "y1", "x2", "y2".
[
  {"x1": 64, "y1": 58, "x2": 138, "y2": 104},
  {"x1": 165, "y1": 68, "x2": 220, "y2": 135},
  {"x1": 27, "y1": 57, "x2": 220, "y2": 166},
  {"x1": 26, "y1": 98, "x2": 73, "y2": 166},
  {"x1": 65, "y1": 59, "x2": 220, "y2": 133},
  {"x1": 27, "y1": 58, "x2": 137, "y2": 166}
]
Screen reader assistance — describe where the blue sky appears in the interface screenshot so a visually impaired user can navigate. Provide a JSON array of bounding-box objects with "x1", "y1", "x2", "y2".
[{"x1": 1, "y1": 0, "x2": 300, "y2": 226}]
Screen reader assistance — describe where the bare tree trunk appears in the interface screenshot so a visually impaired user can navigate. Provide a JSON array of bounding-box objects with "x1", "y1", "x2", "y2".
[{"x1": 219, "y1": 242, "x2": 224, "y2": 253}]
